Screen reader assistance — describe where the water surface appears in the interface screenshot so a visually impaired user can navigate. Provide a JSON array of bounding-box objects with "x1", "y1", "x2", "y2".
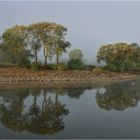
[{"x1": 0, "y1": 79, "x2": 140, "y2": 139}]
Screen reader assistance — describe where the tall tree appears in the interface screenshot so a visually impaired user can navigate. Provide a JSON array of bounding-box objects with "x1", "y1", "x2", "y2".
[
  {"x1": 97, "y1": 43, "x2": 139, "y2": 71},
  {"x1": 2, "y1": 25, "x2": 32, "y2": 66},
  {"x1": 26, "y1": 26, "x2": 42, "y2": 62},
  {"x1": 29, "y1": 22, "x2": 52, "y2": 65},
  {"x1": 130, "y1": 43, "x2": 140, "y2": 67},
  {"x1": 53, "y1": 24, "x2": 71, "y2": 64}
]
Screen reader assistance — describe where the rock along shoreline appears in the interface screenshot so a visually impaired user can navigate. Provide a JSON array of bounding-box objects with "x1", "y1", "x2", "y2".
[{"x1": 0, "y1": 67, "x2": 138, "y2": 85}]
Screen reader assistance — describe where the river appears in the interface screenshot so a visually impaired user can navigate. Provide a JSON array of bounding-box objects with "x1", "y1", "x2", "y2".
[{"x1": 0, "y1": 78, "x2": 140, "y2": 139}]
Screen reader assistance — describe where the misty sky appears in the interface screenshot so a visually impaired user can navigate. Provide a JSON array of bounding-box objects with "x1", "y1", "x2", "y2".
[{"x1": 0, "y1": 1, "x2": 140, "y2": 64}]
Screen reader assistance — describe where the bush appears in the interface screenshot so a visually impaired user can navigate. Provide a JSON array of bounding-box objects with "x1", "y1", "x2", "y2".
[
  {"x1": 92, "y1": 67, "x2": 104, "y2": 75},
  {"x1": 18, "y1": 58, "x2": 31, "y2": 68},
  {"x1": 84, "y1": 65, "x2": 96, "y2": 70},
  {"x1": 40, "y1": 64, "x2": 52, "y2": 70},
  {"x1": 50, "y1": 63, "x2": 67, "y2": 70},
  {"x1": 41, "y1": 64, "x2": 58, "y2": 70},
  {"x1": 30, "y1": 62, "x2": 42, "y2": 71},
  {"x1": 49, "y1": 64, "x2": 58, "y2": 70},
  {"x1": 103, "y1": 64, "x2": 117, "y2": 71},
  {"x1": 57, "y1": 63, "x2": 67, "y2": 70},
  {"x1": 67, "y1": 59, "x2": 84, "y2": 70},
  {"x1": 41, "y1": 63, "x2": 67, "y2": 70}
]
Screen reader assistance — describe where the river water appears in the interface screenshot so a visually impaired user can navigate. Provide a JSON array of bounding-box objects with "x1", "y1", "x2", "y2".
[{"x1": 0, "y1": 78, "x2": 140, "y2": 139}]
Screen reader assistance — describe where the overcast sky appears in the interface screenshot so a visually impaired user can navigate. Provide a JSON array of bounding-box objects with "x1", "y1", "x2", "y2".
[{"x1": 0, "y1": 1, "x2": 140, "y2": 64}]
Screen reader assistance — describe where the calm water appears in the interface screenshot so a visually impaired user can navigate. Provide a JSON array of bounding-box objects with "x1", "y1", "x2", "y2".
[{"x1": 0, "y1": 79, "x2": 140, "y2": 139}]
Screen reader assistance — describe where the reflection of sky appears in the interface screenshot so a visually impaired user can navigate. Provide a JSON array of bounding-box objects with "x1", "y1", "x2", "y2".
[{"x1": 0, "y1": 1, "x2": 140, "y2": 64}]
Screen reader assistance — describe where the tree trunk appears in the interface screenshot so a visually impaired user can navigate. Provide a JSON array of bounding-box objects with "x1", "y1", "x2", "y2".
[
  {"x1": 43, "y1": 44, "x2": 47, "y2": 65},
  {"x1": 44, "y1": 46, "x2": 45, "y2": 64},
  {"x1": 56, "y1": 53, "x2": 59, "y2": 65},
  {"x1": 108, "y1": 71, "x2": 112, "y2": 79},
  {"x1": 45, "y1": 56, "x2": 47, "y2": 65},
  {"x1": 42, "y1": 90, "x2": 47, "y2": 112},
  {"x1": 33, "y1": 95, "x2": 37, "y2": 109},
  {"x1": 35, "y1": 50, "x2": 38, "y2": 62},
  {"x1": 55, "y1": 94, "x2": 58, "y2": 104}
]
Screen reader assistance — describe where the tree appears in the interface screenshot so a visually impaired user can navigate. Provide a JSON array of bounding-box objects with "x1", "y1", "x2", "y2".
[
  {"x1": 28, "y1": 22, "x2": 71, "y2": 65},
  {"x1": 68, "y1": 49, "x2": 84, "y2": 69},
  {"x1": 26, "y1": 27, "x2": 42, "y2": 62},
  {"x1": 2, "y1": 25, "x2": 32, "y2": 67},
  {"x1": 130, "y1": 43, "x2": 140, "y2": 67},
  {"x1": 52, "y1": 25, "x2": 71, "y2": 64},
  {"x1": 112, "y1": 43, "x2": 134, "y2": 71},
  {"x1": 97, "y1": 43, "x2": 140, "y2": 72},
  {"x1": 0, "y1": 37, "x2": 9, "y2": 63},
  {"x1": 28, "y1": 22, "x2": 52, "y2": 65},
  {"x1": 69, "y1": 49, "x2": 83, "y2": 61}
]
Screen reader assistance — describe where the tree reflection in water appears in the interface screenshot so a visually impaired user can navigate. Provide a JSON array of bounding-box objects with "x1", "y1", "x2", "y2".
[
  {"x1": 96, "y1": 79, "x2": 140, "y2": 111},
  {"x1": 0, "y1": 89, "x2": 29, "y2": 131},
  {"x1": 66, "y1": 88, "x2": 85, "y2": 99},
  {"x1": 0, "y1": 88, "x2": 69, "y2": 135}
]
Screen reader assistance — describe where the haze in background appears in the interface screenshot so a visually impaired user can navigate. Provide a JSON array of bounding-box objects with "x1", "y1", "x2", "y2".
[{"x1": 0, "y1": 1, "x2": 140, "y2": 65}]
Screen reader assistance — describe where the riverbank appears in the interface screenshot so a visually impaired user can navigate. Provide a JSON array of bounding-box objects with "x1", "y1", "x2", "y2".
[{"x1": 0, "y1": 67, "x2": 138, "y2": 85}]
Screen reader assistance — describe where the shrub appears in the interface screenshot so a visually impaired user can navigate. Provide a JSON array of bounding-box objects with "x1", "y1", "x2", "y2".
[
  {"x1": 49, "y1": 64, "x2": 58, "y2": 70},
  {"x1": 41, "y1": 63, "x2": 67, "y2": 70},
  {"x1": 84, "y1": 65, "x2": 96, "y2": 70},
  {"x1": 67, "y1": 59, "x2": 84, "y2": 70},
  {"x1": 18, "y1": 58, "x2": 31, "y2": 68},
  {"x1": 41, "y1": 64, "x2": 57, "y2": 70},
  {"x1": 92, "y1": 67, "x2": 104, "y2": 75},
  {"x1": 103, "y1": 64, "x2": 117, "y2": 72},
  {"x1": 57, "y1": 63, "x2": 67, "y2": 70},
  {"x1": 30, "y1": 62, "x2": 42, "y2": 71},
  {"x1": 40, "y1": 64, "x2": 52, "y2": 70},
  {"x1": 45, "y1": 63, "x2": 67, "y2": 70}
]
